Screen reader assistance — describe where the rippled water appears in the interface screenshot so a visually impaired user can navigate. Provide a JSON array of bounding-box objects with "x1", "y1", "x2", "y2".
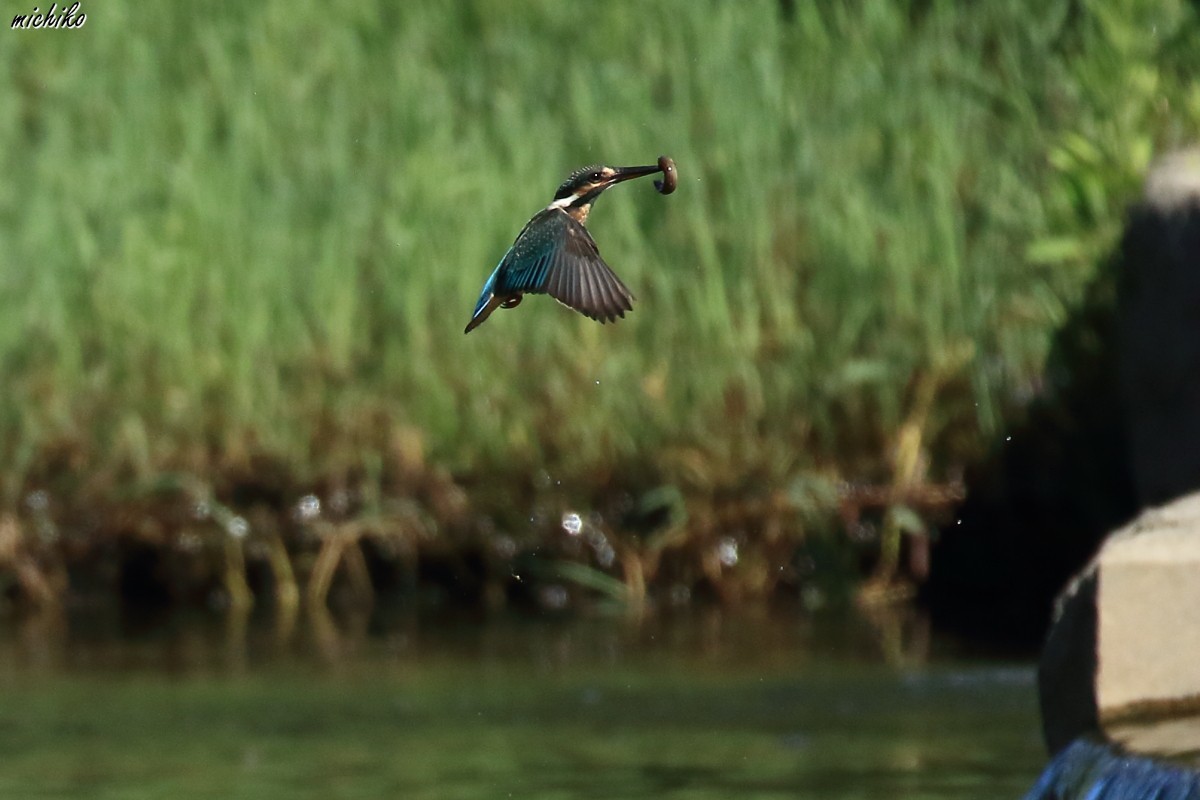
[{"x1": 0, "y1": 609, "x2": 1045, "y2": 798}]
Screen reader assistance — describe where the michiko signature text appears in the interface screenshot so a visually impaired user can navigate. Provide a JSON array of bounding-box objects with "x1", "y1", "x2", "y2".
[{"x1": 12, "y1": 2, "x2": 86, "y2": 29}]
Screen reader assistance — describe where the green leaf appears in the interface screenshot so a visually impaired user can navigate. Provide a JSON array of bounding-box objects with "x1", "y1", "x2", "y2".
[{"x1": 549, "y1": 561, "x2": 630, "y2": 603}]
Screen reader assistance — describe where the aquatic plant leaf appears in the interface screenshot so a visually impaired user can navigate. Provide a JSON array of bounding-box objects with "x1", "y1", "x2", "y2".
[{"x1": 550, "y1": 561, "x2": 630, "y2": 603}]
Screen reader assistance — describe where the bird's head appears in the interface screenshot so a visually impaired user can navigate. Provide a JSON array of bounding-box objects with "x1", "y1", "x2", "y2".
[{"x1": 551, "y1": 163, "x2": 661, "y2": 209}]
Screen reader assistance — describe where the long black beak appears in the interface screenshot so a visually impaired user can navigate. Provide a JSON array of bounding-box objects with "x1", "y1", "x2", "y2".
[{"x1": 608, "y1": 164, "x2": 662, "y2": 185}]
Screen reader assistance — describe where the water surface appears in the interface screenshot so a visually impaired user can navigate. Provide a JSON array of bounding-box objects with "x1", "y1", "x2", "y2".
[{"x1": 0, "y1": 609, "x2": 1044, "y2": 798}]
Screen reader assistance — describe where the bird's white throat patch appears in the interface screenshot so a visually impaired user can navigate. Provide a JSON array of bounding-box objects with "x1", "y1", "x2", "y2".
[{"x1": 548, "y1": 194, "x2": 582, "y2": 210}]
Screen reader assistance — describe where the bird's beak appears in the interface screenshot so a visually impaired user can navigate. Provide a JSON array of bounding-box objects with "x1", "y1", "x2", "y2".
[{"x1": 607, "y1": 164, "x2": 662, "y2": 186}]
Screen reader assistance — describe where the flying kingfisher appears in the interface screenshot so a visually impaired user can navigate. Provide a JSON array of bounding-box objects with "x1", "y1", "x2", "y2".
[{"x1": 464, "y1": 159, "x2": 675, "y2": 334}]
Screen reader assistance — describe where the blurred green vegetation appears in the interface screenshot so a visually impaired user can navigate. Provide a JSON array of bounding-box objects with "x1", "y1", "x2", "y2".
[{"x1": 1, "y1": 0, "x2": 1198, "y2": 606}]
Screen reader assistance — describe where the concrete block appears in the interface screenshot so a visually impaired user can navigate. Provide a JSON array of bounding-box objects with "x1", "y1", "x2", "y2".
[
  {"x1": 1098, "y1": 498, "x2": 1200, "y2": 717},
  {"x1": 1040, "y1": 493, "x2": 1200, "y2": 755}
]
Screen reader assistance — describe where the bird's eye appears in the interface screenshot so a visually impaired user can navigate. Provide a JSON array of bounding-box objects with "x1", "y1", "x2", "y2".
[{"x1": 591, "y1": 172, "x2": 604, "y2": 182}]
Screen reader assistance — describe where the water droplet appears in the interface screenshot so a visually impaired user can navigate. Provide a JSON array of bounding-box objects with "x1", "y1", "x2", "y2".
[
  {"x1": 492, "y1": 534, "x2": 517, "y2": 560},
  {"x1": 595, "y1": 543, "x2": 616, "y2": 568},
  {"x1": 584, "y1": 527, "x2": 606, "y2": 549},
  {"x1": 177, "y1": 531, "x2": 203, "y2": 553},
  {"x1": 669, "y1": 584, "x2": 691, "y2": 606},
  {"x1": 717, "y1": 537, "x2": 739, "y2": 567},
  {"x1": 226, "y1": 516, "x2": 250, "y2": 540},
  {"x1": 848, "y1": 520, "x2": 877, "y2": 543},
  {"x1": 329, "y1": 489, "x2": 351, "y2": 515},
  {"x1": 539, "y1": 585, "x2": 569, "y2": 610},
  {"x1": 25, "y1": 490, "x2": 49, "y2": 512},
  {"x1": 294, "y1": 494, "x2": 321, "y2": 521},
  {"x1": 561, "y1": 511, "x2": 582, "y2": 536}
]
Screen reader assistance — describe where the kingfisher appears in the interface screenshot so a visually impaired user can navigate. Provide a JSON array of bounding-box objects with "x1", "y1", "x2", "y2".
[{"x1": 464, "y1": 160, "x2": 674, "y2": 334}]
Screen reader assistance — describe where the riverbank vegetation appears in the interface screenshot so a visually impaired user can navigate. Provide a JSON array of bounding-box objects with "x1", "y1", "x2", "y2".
[{"x1": 2, "y1": 0, "x2": 1197, "y2": 614}]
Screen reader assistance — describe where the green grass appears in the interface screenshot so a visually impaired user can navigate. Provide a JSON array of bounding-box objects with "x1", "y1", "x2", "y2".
[{"x1": 2, "y1": 1, "x2": 1198, "y2": 533}]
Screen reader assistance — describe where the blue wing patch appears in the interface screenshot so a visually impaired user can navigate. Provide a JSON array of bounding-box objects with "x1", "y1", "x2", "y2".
[{"x1": 465, "y1": 207, "x2": 634, "y2": 333}]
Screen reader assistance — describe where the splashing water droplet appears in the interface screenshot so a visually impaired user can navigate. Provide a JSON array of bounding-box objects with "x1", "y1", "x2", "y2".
[
  {"x1": 177, "y1": 531, "x2": 203, "y2": 553},
  {"x1": 562, "y1": 512, "x2": 582, "y2": 536},
  {"x1": 669, "y1": 584, "x2": 692, "y2": 606},
  {"x1": 595, "y1": 543, "x2": 616, "y2": 569},
  {"x1": 539, "y1": 585, "x2": 569, "y2": 610},
  {"x1": 329, "y1": 489, "x2": 351, "y2": 515},
  {"x1": 717, "y1": 537, "x2": 739, "y2": 567},
  {"x1": 226, "y1": 516, "x2": 250, "y2": 540},
  {"x1": 294, "y1": 494, "x2": 321, "y2": 522},
  {"x1": 25, "y1": 490, "x2": 49, "y2": 512},
  {"x1": 492, "y1": 535, "x2": 517, "y2": 560},
  {"x1": 191, "y1": 500, "x2": 210, "y2": 521}
]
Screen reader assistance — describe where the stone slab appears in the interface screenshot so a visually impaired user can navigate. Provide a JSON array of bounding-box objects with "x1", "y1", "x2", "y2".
[
  {"x1": 1097, "y1": 496, "x2": 1200, "y2": 718},
  {"x1": 1040, "y1": 492, "x2": 1200, "y2": 755}
]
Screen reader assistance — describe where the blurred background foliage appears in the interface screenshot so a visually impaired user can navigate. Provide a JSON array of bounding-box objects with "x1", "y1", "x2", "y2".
[{"x1": 1, "y1": 0, "x2": 1198, "y2": 612}]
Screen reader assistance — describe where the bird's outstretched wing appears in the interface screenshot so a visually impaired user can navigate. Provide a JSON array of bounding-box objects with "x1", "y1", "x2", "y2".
[{"x1": 494, "y1": 208, "x2": 635, "y2": 323}]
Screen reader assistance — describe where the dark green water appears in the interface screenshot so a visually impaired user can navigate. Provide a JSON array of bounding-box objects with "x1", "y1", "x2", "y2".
[{"x1": 0, "y1": 610, "x2": 1044, "y2": 799}]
